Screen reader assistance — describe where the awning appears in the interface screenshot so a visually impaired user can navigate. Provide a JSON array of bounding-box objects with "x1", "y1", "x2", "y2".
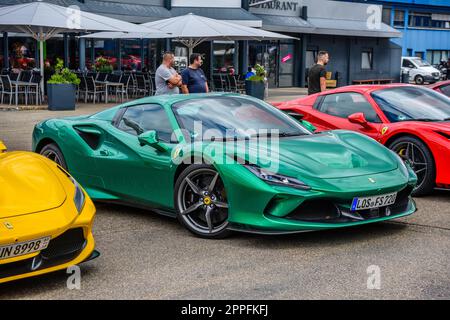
[
  {"x1": 255, "y1": 14, "x2": 314, "y2": 34},
  {"x1": 308, "y1": 18, "x2": 402, "y2": 38},
  {"x1": 170, "y1": 7, "x2": 262, "y2": 28}
]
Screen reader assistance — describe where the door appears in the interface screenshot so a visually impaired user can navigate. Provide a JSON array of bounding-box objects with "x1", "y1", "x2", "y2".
[
  {"x1": 311, "y1": 92, "x2": 382, "y2": 140},
  {"x1": 279, "y1": 42, "x2": 295, "y2": 87},
  {"x1": 94, "y1": 104, "x2": 176, "y2": 208},
  {"x1": 402, "y1": 58, "x2": 417, "y2": 80}
]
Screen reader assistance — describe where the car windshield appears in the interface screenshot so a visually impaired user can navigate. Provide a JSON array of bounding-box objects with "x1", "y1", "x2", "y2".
[
  {"x1": 172, "y1": 96, "x2": 310, "y2": 140},
  {"x1": 413, "y1": 59, "x2": 431, "y2": 67},
  {"x1": 372, "y1": 87, "x2": 450, "y2": 122}
]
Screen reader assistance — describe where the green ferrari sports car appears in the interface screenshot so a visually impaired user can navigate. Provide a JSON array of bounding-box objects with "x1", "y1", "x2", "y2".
[{"x1": 33, "y1": 93, "x2": 417, "y2": 238}]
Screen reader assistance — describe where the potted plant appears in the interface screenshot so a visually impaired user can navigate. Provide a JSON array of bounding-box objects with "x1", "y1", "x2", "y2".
[
  {"x1": 47, "y1": 58, "x2": 80, "y2": 110},
  {"x1": 245, "y1": 64, "x2": 266, "y2": 100}
]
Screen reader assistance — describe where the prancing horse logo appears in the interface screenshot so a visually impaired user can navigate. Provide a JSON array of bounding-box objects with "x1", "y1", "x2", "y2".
[{"x1": 3, "y1": 222, "x2": 13, "y2": 230}]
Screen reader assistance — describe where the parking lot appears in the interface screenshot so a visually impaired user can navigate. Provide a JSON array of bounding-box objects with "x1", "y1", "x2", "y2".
[{"x1": 0, "y1": 93, "x2": 449, "y2": 300}]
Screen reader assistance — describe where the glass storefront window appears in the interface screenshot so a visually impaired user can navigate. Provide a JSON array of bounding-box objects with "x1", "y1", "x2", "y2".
[
  {"x1": 85, "y1": 40, "x2": 117, "y2": 71},
  {"x1": 173, "y1": 42, "x2": 189, "y2": 73},
  {"x1": 213, "y1": 41, "x2": 235, "y2": 75},
  {"x1": 146, "y1": 39, "x2": 158, "y2": 72},
  {"x1": 8, "y1": 37, "x2": 37, "y2": 71},
  {"x1": 121, "y1": 40, "x2": 142, "y2": 71},
  {"x1": 279, "y1": 42, "x2": 294, "y2": 87},
  {"x1": 249, "y1": 41, "x2": 278, "y2": 88},
  {"x1": 46, "y1": 37, "x2": 64, "y2": 68}
]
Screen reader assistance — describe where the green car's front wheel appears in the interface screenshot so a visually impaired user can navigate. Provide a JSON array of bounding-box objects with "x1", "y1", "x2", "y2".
[
  {"x1": 40, "y1": 143, "x2": 68, "y2": 170},
  {"x1": 175, "y1": 165, "x2": 231, "y2": 239}
]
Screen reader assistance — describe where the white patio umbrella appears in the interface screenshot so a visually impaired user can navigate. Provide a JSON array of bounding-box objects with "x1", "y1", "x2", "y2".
[
  {"x1": 0, "y1": 1, "x2": 163, "y2": 96},
  {"x1": 143, "y1": 13, "x2": 296, "y2": 55},
  {"x1": 86, "y1": 13, "x2": 296, "y2": 56}
]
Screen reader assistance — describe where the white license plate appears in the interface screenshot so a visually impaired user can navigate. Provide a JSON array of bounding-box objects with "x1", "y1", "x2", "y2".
[
  {"x1": 351, "y1": 193, "x2": 397, "y2": 211},
  {"x1": 0, "y1": 237, "x2": 50, "y2": 261}
]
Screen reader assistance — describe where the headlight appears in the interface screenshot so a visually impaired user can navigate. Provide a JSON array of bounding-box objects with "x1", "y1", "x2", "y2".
[
  {"x1": 71, "y1": 177, "x2": 86, "y2": 214},
  {"x1": 244, "y1": 165, "x2": 311, "y2": 190}
]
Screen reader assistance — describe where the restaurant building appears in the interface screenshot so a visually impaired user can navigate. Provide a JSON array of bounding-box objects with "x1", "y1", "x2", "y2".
[
  {"x1": 0, "y1": 0, "x2": 403, "y2": 88},
  {"x1": 338, "y1": 0, "x2": 450, "y2": 66}
]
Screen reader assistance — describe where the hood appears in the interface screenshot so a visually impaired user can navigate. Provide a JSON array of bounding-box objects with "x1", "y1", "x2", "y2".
[
  {"x1": 230, "y1": 131, "x2": 398, "y2": 180},
  {"x1": 419, "y1": 66, "x2": 440, "y2": 73},
  {"x1": 0, "y1": 152, "x2": 66, "y2": 219}
]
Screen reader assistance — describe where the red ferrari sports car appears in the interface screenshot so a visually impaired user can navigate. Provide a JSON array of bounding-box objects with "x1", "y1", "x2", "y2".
[
  {"x1": 429, "y1": 80, "x2": 450, "y2": 98},
  {"x1": 274, "y1": 84, "x2": 450, "y2": 195}
]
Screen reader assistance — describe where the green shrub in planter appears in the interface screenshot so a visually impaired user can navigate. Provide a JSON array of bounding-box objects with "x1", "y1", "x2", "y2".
[
  {"x1": 47, "y1": 58, "x2": 80, "y2": 110},
  {"x1": 245, "y1": 64, "x2": 266, "y2": 100}
]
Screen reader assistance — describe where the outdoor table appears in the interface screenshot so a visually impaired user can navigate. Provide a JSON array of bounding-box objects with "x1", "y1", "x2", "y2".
[
  {"x1": 10, "y1": 81, "x2": 39, "y2": 107},
  {"x1": 96, "y1": 81, "x2": 124, "y2": 103}
]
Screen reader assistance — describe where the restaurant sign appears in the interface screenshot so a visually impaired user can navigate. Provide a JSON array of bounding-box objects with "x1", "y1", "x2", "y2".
[{"x1": 249, "y1": 0, "x2": 303, "y2": 16}]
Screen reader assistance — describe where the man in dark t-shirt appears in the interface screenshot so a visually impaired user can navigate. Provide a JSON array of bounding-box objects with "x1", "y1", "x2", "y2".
[
  {"x1": 181, "y1": 53, "x2": 209, "y2": 94},
  {"x1": 308, "y1": 51, "x2": 330, "y2": 95}
]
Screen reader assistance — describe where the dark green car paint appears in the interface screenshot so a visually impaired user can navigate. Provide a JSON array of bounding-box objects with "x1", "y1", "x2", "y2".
[{"x1": 32, "y1": 93, "x2": 417, "y2": 233}]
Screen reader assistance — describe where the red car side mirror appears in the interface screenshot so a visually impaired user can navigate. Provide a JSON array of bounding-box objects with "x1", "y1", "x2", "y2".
[{"x1": 348, "y1": 113, "x2": 374, "y2": 130}]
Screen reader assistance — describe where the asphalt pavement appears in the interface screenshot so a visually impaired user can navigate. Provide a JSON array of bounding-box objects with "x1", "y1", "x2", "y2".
[{"x1": 0, "y1": 92, "x2": 449, "y2": 300}]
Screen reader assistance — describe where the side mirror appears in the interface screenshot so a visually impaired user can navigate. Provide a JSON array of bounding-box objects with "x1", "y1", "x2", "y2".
[
  {"x1": 138, "y1": 130, "x2": 168, "y2": 152},
  {"x1": 301, "y1": 120, "x2": 317, "y2": 133},
  {"x1": 348, "y1": 113, "x2": 374, "y2": 130},
  {"x1": 284, "y1": 111, "x2": 317, "y2": 133},
  {"x1": 0, "y1": 140, "x2": 7, "y2": 153}
]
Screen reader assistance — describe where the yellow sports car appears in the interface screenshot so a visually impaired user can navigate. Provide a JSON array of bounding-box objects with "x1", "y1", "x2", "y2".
[{"x1": 0, "y1": 140, "x2": 98, "y2": 284}]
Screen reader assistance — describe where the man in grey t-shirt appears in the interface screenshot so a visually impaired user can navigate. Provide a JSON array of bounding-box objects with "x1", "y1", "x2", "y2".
[{"x1": 155, "y1": 52, "x2": 182, "y2": 95}]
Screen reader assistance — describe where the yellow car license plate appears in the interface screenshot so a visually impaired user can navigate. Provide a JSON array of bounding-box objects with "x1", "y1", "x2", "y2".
[{"x1": 0, "y1": 237, "x2": 51, "y2": 260}]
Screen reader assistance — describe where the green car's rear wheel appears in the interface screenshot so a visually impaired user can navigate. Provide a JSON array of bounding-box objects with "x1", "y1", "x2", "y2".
[
  {"x1": 40, "y1": 143, "x2": 68, "y2": 170},
  {"x1": 175, "y1": 165, "x2": 231, "y2": 239}
]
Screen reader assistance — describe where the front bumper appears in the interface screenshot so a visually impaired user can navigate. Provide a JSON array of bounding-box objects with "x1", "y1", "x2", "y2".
[
  {"x1": 424, "y1": 74, "x2": 441, "y2": 83},
  {"x1": 229, "y1": 190, "x2": 416, "y2": 234},
  {"x1": 220, "y1": 164, "x2": 417, "y2": 234},
  {"x1": 0, "y1": 197, "x2": 97, "y2": 284}
]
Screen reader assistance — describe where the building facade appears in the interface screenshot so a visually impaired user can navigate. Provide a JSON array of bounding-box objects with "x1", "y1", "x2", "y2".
[
  {"x1": 338, "y1": 0, "x2": 450, "y2": 66},
  {"x1": 0, "y1": 0, "x2": 404, "y2": 88}
]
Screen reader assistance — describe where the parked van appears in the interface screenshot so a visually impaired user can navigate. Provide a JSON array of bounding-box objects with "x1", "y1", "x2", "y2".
[{"x1": 401, "y1": 57, "x2": 441, "y2": 85}]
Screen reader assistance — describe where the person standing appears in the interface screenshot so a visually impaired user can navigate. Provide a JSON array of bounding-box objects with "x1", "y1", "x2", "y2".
[
  {"x1": 308, "y1": 51, "x2": 330, "y2": 95},
  {"x1": 155, "y1": 52, "x2": 182, "y2": 96},
  {"x1": 181, "y1": 53, "x2": 209, "y2": 94}
]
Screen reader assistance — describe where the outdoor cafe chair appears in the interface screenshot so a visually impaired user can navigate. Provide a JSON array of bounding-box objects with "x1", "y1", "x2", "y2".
[
  {"x1": 19, "y1": 70, "x2": 32, "y2": 83},
  {"x1": 118, "y1": 74, "x2": 131, "y2": 100},
  {"x1": 135, "y1": 74, "x2": 148, "y2": 97},
  {"x1": 212, "y1": 74, "x2": 226, "y2": 92},
  {"x1": 96, "y1": 72, "x2": 108, "y2": 82},
  {"x1": 0, "y1": 75, "x2": 27, "y2": 105},
  {"x1": 85, "y1": 76, "x2": 106, "y2": 104},
  {"x1": 76, "y1": 75, "x2": 86, "y2": 102},
  {"x1": 27, "y1": 73, "x2": 43, "y2": 105},
  {"x1": 9, "y1": 72, "x2": 20, "y2": 82}
]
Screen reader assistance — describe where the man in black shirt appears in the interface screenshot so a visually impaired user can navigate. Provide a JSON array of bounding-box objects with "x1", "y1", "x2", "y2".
[{"x1": 308, "y1": 51, "x2": 330, "y2": 95}]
